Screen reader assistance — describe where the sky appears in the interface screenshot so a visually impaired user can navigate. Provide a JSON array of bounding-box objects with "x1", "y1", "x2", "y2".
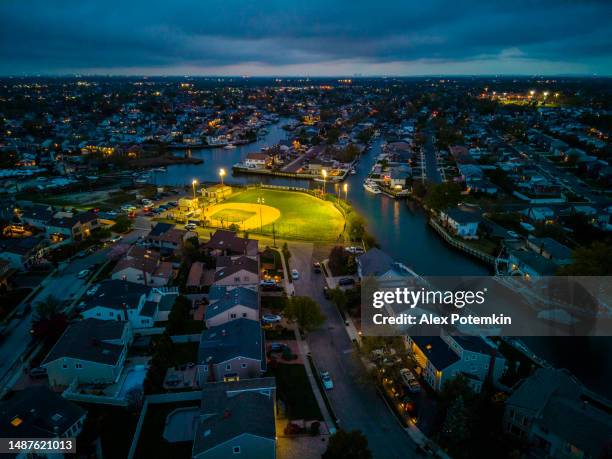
[{"x1": 0, "y1": 0, "x2": 611, "y2": 76}]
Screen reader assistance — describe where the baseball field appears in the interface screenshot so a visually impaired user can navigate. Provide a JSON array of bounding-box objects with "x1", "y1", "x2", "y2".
[{"x1": 203, "y1": 188, "x2": 345, "y2": 241}]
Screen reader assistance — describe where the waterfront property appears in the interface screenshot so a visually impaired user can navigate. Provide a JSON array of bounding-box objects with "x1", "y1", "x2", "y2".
[{"x1": 407, "y1": 333, "x2": 506, "y2": 393}]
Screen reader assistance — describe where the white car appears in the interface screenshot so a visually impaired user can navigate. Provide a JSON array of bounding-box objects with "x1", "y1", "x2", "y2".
[
  {"x1": 185, "y1": 223, "x2": 197, "y2": 231},
  {"x1": 345, "y1": 246, "x2": 365, "y2": 255},
  {"x1": 86, "y1": 284, "x2": 100, "y2": 296},
  {"x1": 262, "y1": 314, "x2": 282, "y2": 324},
  {"x1": 109, "y1": 235, "x2": 122, "y2": 243},
  {"x1": 399, "y1": 368, "x2": 421, "y2": 393},
  {"x1": 77, "y1": 269, "x2": 90, "y2": 279},
  {"x1": 260, "y1": 279, "x2": 277, "y2": 287},
  {"x1": 291, "y1": 269, "x2": 300, "y2": 280},
  {"x1": 321, "y1": 371, "x2": 334, "y2": 390}
]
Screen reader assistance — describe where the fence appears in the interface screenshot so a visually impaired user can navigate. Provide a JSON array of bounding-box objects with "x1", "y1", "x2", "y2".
[{"x1": 428, "y1": 218, "x2": 496, "y2": 266}]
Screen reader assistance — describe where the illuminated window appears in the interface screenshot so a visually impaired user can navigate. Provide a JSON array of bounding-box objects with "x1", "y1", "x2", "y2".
[{"x1": 11, "y1": 417, "x2": 23, "y2": 427}]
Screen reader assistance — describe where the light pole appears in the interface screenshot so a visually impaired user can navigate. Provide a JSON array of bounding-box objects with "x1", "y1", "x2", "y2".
[
  {"x1": 321, "y1": 169, "x2": 328, "y2": 195},
  {"x1": 343, "y1": 183, "x2": 348, "y2": 202},
  {"x1": 257, "y1": 196, "x2": 265, "y2": 231},
  {"x1": 219, "y1": 168, "x2": 226, "y2": 186},
  {"x1": 191, "y1": 179, "x2": 198, "y2": 199}
]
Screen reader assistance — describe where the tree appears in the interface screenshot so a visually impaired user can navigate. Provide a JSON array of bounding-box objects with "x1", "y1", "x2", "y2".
[
  {"x1": 323, "y1": 429, "x2": 372, "y2": 459},
  {"x1": 143, "y1": 333, "x2": 175, "y2": 394},
  {"x1": 328, "y1": 246, "x2": 355, "y2": 276},
  {"x1": 424, "y1": 182, "x2": 462, "y2": 211},
  {"x1": 165, "y1": 295, "x2": 192, "y2": 335},
  {"x1": 111, "y1": 214, "x2": 133, "y2": 233},
  {"x1": 559, "y1": 241, "x2": 612, "y2": 275},
  {"x1": 284, "y1": 296, "x2": 325, "y2": 333},
  {"x1": 439, "y1": 395, "x2": 470, "y2": 451},
  {"x1": 31, "y1": 296, "x2": 68, "y2": 344}
]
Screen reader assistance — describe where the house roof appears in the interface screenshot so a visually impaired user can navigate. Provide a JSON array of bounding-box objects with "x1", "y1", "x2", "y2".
[
  {"x1": 508, "y1": 249, "x2": 559, "y2": 276},
  {"x1": 527, "y1": 236, "x2": 572, "y2": 261},
  {"x1": 0, "y1": 386, "x2": 86, "y2": 438},
  {"x1": 411, "y1": 335, "x2": 460, "y2": 370},
  {"x1": 198, "y1": 319, "x2": 263, "y2": 365},
  {"x1": 450, "y1": 335, "x2": 496, "y2": 356},
  {"x1": 204, "y1": 230, "x2": 258, "y2": 255},
  {"x1": 0, "y1": 236, "x2": 44, "y2": 255},
  {"x1": 83, "y1": 279, "x2": 149, "y2": 311},
  {"x1": 148, "y1": 222, "x2": 174, "y2": 237},
  {"x1": 507, "y1": 368, "x2": 612, "y2": 457},
  {"x1": 444, "y1": 208, "x2": 481, "y2": 224},
  {"x1": 193, "y1": 379, "x2": 276, "y2": 455},
  {"x1": 214, "y1": 256, "x2": 258, "y2": 282},
  {"x1": 42, "y1": 319, "x2": 127, "y2": 366},
  {"x1": 357, "y1": 248, "x2": 401, "y2": 277},
  {"x1": 205, "y1": 287, "x2": 258, "y2": 320}
]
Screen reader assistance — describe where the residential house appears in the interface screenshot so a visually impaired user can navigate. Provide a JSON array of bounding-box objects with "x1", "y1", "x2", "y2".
[
  {"x1": 244, "y1": 152, "x2": 271, "y2": 169},
  {"x1": 526, "y1": 236, "x2": 572, "y2": 265},
  {"x1": 506, "y1": 249, "x2": 560, "y2": 278},
  {"x1": 204, "y1": 230, "x2": 259, "y2": 256},
  {"x1": 42, "y1": 319, "x2": 132, "y2": 387},
  {"x1": 0, "y1": 236, "x2": 46, "y2": 270},
  {"x1": 18, "y1": 204, "x2": 54, "y2": 228},
  {"x1": 81, "y1": 279, "x2": 176, "y2": 329},
  {"x1": 193, "y1": 378, "x2": 277, "y2": 459},
  {"x1": 504, "y1": 368, "x2": 612, "y2": 458},
  {"x1": 146, "y1": 222, "x2": 190, "y2": 253},
  {"x1": 439, "y1": 208, "x2": 481, "y2": 239},
  {"x1": 407, "y1": 334, "x2": 506, "y2": 393},
  {"x1": 111, "y1": 246, "x2": 174, "y2": 286},
  {"x1": 522, "y1": 207, "x2": 555, "y2": 224},
  {"x1": 197, "y1": 319, "x2": 265, "y2": 385},
  {"x1": 356, "y1": 248, "x2": 417, "y2": 279},
  {"x1": 0, "y1": 386, "x2": 87, "y2": 446},
  {"x1": 46, "y1": 211, "x2": 99, "y2": 241},
  {"x1": 205, "y1": 286, "x2": 259, "y2": 328},
  {"x1": 214, "y1": 255, "x2": 259, "y2": 288}
]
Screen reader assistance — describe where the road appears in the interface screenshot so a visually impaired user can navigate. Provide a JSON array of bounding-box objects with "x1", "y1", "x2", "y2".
[
  {"x1": 423, "y1": 129, "x2": 442, "y2": 184},
  {"x1": 288, "y1": 241, "x2": 417, "y2": 459},
  {"x1": 0, "y1": 225, "x2": 148, "y2": 392}
]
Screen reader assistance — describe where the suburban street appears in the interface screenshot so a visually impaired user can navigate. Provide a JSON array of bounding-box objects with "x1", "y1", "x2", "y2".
[
  {"x1": 423, "y1": 128, "x2": 442, "y2": 184},
  {"x1": 288, "y1": 241, "x2": 417, "y2": 459}
]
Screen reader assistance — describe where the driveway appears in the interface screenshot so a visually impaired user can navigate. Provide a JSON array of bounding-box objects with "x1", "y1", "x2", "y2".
[{"x1": 287, "y1": 242, "x2": 416, "y2": 459}]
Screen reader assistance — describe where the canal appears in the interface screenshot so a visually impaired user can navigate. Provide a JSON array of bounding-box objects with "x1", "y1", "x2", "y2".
[{"x1": 154, "y1": 120, "x2": 611, "y2": 398}]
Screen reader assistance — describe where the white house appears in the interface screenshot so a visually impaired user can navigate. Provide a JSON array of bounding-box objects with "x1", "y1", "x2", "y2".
[
  {"x1": 407, "y1": 334, "x2": 506, "y2": 393},
  {"x1": 244, "y1": 152, "x2": 270, "y2": 169},
  {"x1": 440, "y1": 208, "x2": 481, "y2": 239}
]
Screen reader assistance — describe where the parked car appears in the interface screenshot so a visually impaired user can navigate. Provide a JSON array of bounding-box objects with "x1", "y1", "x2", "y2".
[
  {"x1": 320, "y1": 371, "x2": 334, "y2": 390},
  {"x1": 185, "y1": 223, "x2": 197, "y2": 231},
  {"x1": 29, "y1": 367, "x2": 48, "y2": 379},
  {"x1": 323, "y1": 286, "x2": 331, "y2": 299},
  {"x1": 260, "y1": 279, "x2": 277, "y2": 287},
  {"x1": 338, "y1": 277, "x2": 355, "y2": 286},
  {"x1": 269, "y1": 342, "x2": 288, "y2": 352},
  {"x1": 109, "y1": 235, "x2": 122, "y2": 243},
  {"x1": 345, "y1": 246, "x2": 365, "y2": 255},
  {"x1": 291, "y1": 269, "x2": 300, "y2": 280},
  {"x1": 262, "y1": 314, "x2": 282, "y2": 324},
  {"x1": 167, "y1": 201, "x2": 178, "y2": 207},
  {"x1": 86, "y1": 285, "x2": 100, "y2": 296},
  {"x1": 77, "y1": 269, "x2": 90, "y2": 279},
  {"x1": 313, "y1": 262, "x2": 322, "y2": 273},
  {"x1": 399, "y1": 368, "x2": 421, "y2": 393}
]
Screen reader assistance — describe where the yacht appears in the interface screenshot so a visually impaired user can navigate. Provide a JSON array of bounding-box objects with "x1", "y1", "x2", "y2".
[
  {"x1": 224, "y1": 144, "x2": 236, "y2": 150},
  {"x1": 363, "y1": 179, "x2": 381, "y2": 194}
]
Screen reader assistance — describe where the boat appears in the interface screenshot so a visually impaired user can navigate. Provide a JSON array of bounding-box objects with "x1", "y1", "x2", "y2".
[
  {"x1": 224, "y1": 144, "x2": 236, "y2": 149},
  {"x1": 363, "y1": 180, "x2": 381, "y2": 194},
  {"x1": 153, "y1": 166, "x2": 167, "y2": 172},
  {"x1": 350, "y1": 168, "x2": 357, "y2": 175}
]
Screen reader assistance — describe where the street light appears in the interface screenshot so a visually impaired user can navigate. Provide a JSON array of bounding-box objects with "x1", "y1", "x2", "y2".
[
  {"x1": 219, "y1": 168, "x2": 226, "y2": 185},
  {"x1": 191, "y1": 179, "x2": 198, "y2": 199},
  {"x1": 343, "y1": 183, "x2": 348, "y2": 201},
  {"x1": 257, "y1": 196, "x2": 265, "y2": 231},
  {"x1": 529, "y1": 90, "x2": 535, "y2": 97},
  {"x1": 321, "y1": 169, "x2": 328, "y2": 195}
]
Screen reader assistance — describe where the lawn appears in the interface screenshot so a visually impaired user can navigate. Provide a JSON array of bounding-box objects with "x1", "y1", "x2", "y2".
[
  {"x1": 266, "y1": 363, "x2": 322, "y2": 420},
  {"x1": 222, "y1": 188, "x2": 345, "y2": 241}
]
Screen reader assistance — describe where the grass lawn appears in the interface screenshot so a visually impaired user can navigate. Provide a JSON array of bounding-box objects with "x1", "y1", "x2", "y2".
[
  {"x1": 223, "y1": 188, "x2": 345, "y2": 241},
  {"x1": 266, "y1": 363, "x2": 322, "y2": 420}
]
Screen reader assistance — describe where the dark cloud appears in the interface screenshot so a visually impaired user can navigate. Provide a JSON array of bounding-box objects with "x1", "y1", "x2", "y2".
[{"x1": 0, "y1": 0, "x2": 610, "y2": 75}]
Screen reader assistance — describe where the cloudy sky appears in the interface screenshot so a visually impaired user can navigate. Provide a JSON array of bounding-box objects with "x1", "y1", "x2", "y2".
[{"x1": 1, "y1": 0, "x2": 611, "y2": 76}]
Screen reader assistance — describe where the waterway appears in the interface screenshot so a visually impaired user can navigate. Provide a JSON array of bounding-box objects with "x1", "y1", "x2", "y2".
[{"x1": 153, "y1": 119, "x2": 611, "y2": 398}]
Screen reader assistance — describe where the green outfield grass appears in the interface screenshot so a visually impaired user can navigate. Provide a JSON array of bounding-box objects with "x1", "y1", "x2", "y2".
[{"x1": 223, "y1": 188, "x2": 345, "y2": 241}]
